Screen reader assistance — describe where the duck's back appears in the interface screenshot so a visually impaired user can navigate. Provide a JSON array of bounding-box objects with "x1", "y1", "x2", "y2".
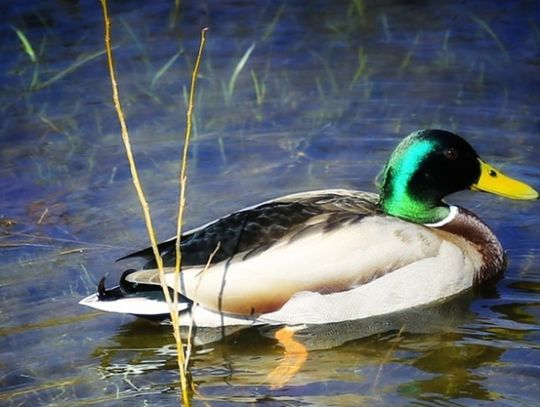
[{"x1": 123, "y1": 189, "x2": 381, "y2": 268}]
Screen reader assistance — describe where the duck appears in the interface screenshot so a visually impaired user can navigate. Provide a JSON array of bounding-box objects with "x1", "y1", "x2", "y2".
[{"x1": 80, "y1": 129, "x2": 538, "y2": 327}]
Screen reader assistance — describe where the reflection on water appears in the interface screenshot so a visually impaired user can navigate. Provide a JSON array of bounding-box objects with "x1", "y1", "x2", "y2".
[
  {"x1": 84, "y1": 293, "x2": 516, "y2": 404},
  {"x1": 1, "y1": 0, "x2": 539, "y2": 405}
]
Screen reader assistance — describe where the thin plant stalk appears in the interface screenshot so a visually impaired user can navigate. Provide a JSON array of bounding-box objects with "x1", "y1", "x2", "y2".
[
  {"x1": 12, "y1": 26, "x2": 37, "y2": 62},
  {"x1": 12, "y1": 26, "x2": 39, "y2": 88},
  {"x1": 33, "y1": 49, "x2": 109, "y2": 90},
  {"x1": 469, "y1": 13, "x2": 509, "y2": 61},
  {"x1": 151, "y1": 48, "x2": 183, "y2": 89},
  {"x1": 99, "y1": 1, "x2": 197, "y2": 405},
  {"x1": 173, "y1": 25, "x2": 208, "y2": 381},
  {"x1": 223, "y1": 43, "x2": 255, "y2": 104}
]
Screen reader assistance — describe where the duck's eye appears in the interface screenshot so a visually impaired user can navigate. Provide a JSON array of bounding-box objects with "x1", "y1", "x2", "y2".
[{"x1": 444, "y1": 148, "x2": 459, "y2": 160}]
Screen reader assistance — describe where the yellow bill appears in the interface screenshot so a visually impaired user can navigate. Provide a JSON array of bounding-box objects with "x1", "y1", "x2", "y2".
[{"x1": 472, "y1": 159, "x2": 538, "y2": 200}]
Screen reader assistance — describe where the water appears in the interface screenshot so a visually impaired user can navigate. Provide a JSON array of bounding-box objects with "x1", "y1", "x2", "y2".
[{"x1": 1, "y1": 0, "x2": 539, "y2": 405}]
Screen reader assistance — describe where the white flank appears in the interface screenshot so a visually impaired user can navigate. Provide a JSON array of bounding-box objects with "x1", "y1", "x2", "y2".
[
  {"x1": 259, "y1": 239, "x2": 475, "y2": 325},
  {"x1": 160, "y1": 215, "x2": 467, "y2": 317}
]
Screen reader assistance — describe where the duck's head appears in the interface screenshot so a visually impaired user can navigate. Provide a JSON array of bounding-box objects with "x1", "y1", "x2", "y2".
[{"x1": 379, "y1": 129, "x2": 538, "y2": 224}]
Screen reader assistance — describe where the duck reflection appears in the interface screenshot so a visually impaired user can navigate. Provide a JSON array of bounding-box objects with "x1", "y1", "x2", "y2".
[{"x1": 88, "y1": 289, "x2": 512, "y2": 404}]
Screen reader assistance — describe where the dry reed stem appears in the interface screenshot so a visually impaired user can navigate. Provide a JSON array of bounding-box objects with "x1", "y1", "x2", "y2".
[
  {"x1": 99, "y1": 1, "x2": 204, "y2": 405},
  {"x1": 171, "y1": 26, "x2": 209, "y2": 399}
]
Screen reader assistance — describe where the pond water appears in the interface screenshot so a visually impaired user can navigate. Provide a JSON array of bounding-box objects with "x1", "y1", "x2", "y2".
[{"x1": 1, "y1": 0, "x2": 539, "y2": 405}]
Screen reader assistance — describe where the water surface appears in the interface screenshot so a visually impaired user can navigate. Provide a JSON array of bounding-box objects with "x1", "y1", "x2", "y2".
[{"x1": 1, "y1": 1, "x2": 539, "y2": 405}]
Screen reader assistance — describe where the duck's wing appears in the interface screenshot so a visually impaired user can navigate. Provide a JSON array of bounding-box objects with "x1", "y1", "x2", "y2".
[
  {"x1": 126, "y1": 199, "x2": 448, "y2": 317},
  {"x1": 118, "y1": 189, "x2": 380, "y2": 268}
]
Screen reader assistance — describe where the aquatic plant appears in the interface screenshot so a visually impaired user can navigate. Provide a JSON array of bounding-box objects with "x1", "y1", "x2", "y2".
[{"x1": 99, "y1": 1, "x2": 208, "y2": 404}]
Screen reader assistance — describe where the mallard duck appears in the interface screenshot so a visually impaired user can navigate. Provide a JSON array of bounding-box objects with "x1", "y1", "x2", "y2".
[{"x1": 80, "y1": 129, "x2": 537, "y2": 327}]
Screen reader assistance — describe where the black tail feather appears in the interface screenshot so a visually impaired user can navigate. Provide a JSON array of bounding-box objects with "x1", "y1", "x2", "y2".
[
  {"x1": 97, "y1": 268, "x2": 193, "y2": 307},
  {"x1": 97, "y1": 276, "x2": 125, "y2": 301}
]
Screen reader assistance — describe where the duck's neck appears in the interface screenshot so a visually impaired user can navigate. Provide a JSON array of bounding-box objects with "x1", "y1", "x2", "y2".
[{"x1": 380, "y1": 192, "x2": 451, "y2": 224}]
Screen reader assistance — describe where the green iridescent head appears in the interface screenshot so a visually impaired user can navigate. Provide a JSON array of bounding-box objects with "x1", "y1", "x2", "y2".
[{"x1": 378, "y1": 129, "x2": 538, "y2": 224}]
